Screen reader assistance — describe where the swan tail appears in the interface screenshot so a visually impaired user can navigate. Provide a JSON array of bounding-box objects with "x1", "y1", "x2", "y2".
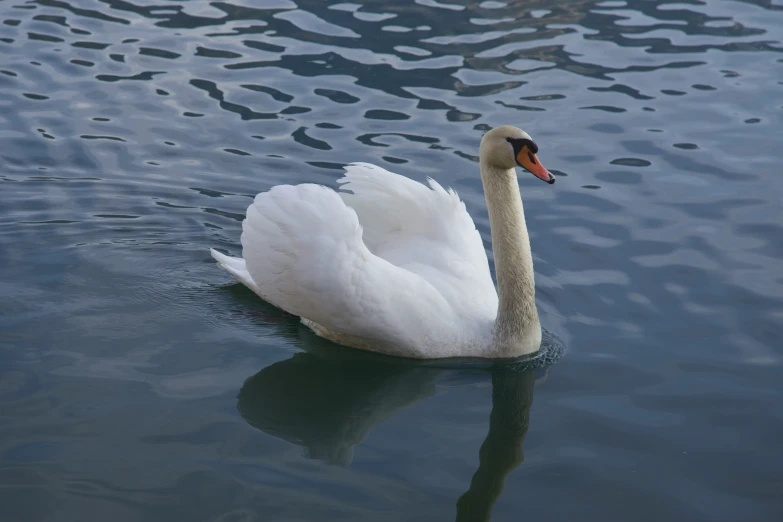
[{"x1": 210, "y1": 248, "x2": 263, "y2": 297}]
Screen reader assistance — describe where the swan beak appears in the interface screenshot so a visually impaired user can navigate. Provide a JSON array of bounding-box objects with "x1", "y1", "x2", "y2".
[{"x1": 516, "y1": 148, "x2": 555, "y2": 184}]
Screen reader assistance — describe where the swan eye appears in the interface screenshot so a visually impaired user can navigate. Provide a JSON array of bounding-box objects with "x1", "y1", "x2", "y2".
[{"x1": 505, "y1": 138, "x2": 539, "y2": 154}]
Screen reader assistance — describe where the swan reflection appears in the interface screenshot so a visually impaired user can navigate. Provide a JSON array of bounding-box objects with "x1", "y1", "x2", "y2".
[{"x1": 238, "y1": 349, "x2": 538, "y2": 520}]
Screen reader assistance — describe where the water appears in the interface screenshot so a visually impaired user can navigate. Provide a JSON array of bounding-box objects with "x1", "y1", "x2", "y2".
[{"x1": 1, "y1": 0, "x2": 782, "y2": 520}]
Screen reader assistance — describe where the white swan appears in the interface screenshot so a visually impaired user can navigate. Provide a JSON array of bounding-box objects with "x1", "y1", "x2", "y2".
[{"x1": 210, "y1": 125, "x2": 556, "y2": 359}]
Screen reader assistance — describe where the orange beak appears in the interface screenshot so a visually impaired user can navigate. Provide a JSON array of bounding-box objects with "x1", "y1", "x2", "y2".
[{"x1": 516, "y1": 147, "x2": 555, "y2": 184}]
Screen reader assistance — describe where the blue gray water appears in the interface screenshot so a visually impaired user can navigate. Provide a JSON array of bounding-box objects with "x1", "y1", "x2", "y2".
[{"x1": 1, "y1": 0, "x2": 782, "y2": 520}]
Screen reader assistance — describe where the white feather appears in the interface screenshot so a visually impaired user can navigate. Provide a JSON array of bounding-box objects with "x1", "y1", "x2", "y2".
[{"x1": 212, "y1": 165, "x2": 498, "y2": 358}]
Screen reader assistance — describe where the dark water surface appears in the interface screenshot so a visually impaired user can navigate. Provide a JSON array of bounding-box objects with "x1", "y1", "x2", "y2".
[{"x1": 2, "y1": 0, "x2": 782, "y2": 520}]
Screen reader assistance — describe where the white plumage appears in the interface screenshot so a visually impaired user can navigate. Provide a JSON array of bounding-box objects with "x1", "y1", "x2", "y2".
[
  {"x1": 212, "y1": 126, "x2": 554, "y2": 358},
  {"x1": 212, "y1": 163, "x2": 496, "y2": 358}
]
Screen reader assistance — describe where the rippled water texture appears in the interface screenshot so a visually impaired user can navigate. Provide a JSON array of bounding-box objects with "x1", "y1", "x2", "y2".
[{"x1": 1, "y1": 0, "x2": 782, "y2": 520}]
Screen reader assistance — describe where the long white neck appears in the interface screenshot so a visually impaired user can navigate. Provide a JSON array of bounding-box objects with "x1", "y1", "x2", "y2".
[{"x1": 480, "y1": 163, "x2": 541, "y2": 357}]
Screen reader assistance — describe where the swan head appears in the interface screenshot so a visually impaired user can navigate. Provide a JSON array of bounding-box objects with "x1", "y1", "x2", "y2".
[{"x1": 480, "y1": 125, "x2": 555, "y2": 184}]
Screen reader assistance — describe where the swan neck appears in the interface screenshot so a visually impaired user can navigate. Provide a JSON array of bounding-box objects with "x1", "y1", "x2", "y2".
[{"x1": 481, "y1": 163, "x2": 541, "y2": 355}]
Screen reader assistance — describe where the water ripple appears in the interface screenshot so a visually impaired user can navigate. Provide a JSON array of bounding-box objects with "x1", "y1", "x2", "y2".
[{"x1": 2, "y1": 0, "x2": 782, "y2": 520}]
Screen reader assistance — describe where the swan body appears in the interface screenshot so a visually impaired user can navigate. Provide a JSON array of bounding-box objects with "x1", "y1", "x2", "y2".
[{"x1": 211, "y1": 125, "x2": 555, "y2": 359}]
